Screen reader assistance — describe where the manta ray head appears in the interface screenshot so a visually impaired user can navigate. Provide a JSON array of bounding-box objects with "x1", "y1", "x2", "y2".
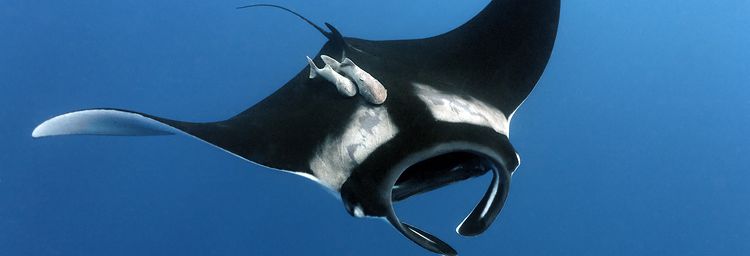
[{"x1": 338, "y1": 136, "x2": 518, "y2": 255}]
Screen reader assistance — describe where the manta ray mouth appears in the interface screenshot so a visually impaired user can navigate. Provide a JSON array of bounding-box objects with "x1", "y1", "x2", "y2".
[
  {"x1": 382, "y1": 149, "x2": 512, "y2": 256},
  {"x1": 391, "y1": 152, "x2": 491, "y2": 202}
]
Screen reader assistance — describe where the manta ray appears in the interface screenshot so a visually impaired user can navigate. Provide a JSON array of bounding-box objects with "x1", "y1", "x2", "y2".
[{"x1": 32, "y1": 0, "x2": 560, "y2": 255}]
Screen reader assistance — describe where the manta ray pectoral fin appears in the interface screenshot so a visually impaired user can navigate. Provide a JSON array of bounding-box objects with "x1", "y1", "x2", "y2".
[
  {"x1": 32, "y1": 109, "x2": 179, "y2": 138},
  {"x1": 31, "y1": 108, "x2": 271, "y2": 174}
]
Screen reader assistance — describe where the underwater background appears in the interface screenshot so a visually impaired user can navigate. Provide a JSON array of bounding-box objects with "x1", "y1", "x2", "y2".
[{"x1": 1, "y1": 0, "x2": 748, "y2": 255}]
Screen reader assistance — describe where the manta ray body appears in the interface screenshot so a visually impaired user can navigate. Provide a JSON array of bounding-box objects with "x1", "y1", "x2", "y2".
[{"x1": 33, "y1": 1, "x2": 560, "y2": 254}]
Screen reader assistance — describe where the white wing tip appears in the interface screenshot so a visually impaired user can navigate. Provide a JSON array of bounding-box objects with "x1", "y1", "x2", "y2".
[
  {"x1": 31, "y1": 124, "x2": 46, "y2": 138},
  {"x1": 31, "y1": 109, "x2": 178, "y2": 138}
]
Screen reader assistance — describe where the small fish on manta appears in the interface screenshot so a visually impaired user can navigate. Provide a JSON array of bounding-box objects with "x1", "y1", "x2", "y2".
[
  {"x1": 306, "y1": 56, "x2": 358, "y2": 97},
  {"x1": 322, "y1": 55, "x2": 388, "y2": 105},
  {"x1": 31, "y1": 1, "x2": 560, "y2": 255}
]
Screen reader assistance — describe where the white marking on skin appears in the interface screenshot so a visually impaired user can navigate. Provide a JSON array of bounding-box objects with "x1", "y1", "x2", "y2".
[
  {"x1": 413, "y1": 83, "x2": 509, "y2": 136},
  {"x1": 353, "y1": 205, "x2": 365, "y2": 218},
  {"x1": 309, "y1": 106, "x2": 398, "y2": 190},
  {"x1": 338, "y1": 58, "x2": 388, "y2": 105},
  {"x1": 307, "y1": 56, "x2": 357, "y2": 97}
]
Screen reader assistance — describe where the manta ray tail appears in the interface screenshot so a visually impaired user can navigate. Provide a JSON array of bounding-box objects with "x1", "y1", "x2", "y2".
[{"x1": 237, "y1": 3, "x2": 344, "y2": 44}]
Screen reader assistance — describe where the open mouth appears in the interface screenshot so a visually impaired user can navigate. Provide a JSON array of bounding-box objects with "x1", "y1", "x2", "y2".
[
  {"x1": 392, "y1": 152, "x2": 491, "y2": 202},
  {"x1": 385, "y1": 150, "x2": 513, "y2": 255}
]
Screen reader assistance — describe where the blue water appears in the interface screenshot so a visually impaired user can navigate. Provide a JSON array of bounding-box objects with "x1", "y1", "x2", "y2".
[{"x1": 2, "y1": 0, "x2": 748, "y2": 255}]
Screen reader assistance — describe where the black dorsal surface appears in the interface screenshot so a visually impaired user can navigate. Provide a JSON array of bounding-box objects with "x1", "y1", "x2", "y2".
[{"x1": 33, "y1": 1, "x2": 560, "y2": 255}]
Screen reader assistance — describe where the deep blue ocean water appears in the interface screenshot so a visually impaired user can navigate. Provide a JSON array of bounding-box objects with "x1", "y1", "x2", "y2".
[{"x1": 2, "y1": 0, "x2": 748, "y2": 255}]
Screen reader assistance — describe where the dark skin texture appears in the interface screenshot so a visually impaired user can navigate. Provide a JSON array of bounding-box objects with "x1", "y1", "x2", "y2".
[{"x1": 163, "y1": 0, "x2": 560, "y2": 175}]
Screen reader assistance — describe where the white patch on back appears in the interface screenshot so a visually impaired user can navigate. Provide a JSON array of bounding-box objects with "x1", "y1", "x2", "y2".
[
  {"x1": 309, "y1": 106, "x2": 398, "y2": 190},
  {"x1": 413, "y1": 83, "x2": 509, "y2": 136}
]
